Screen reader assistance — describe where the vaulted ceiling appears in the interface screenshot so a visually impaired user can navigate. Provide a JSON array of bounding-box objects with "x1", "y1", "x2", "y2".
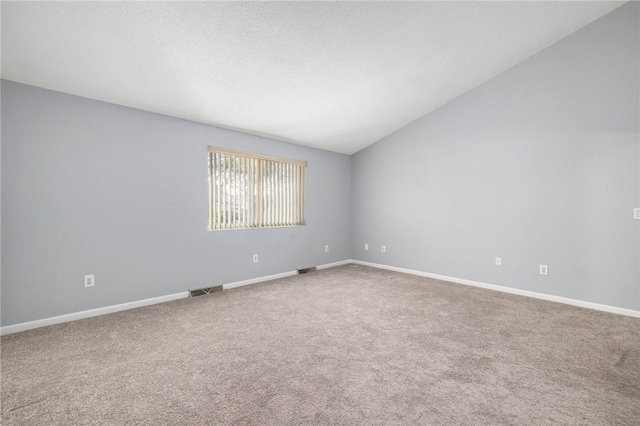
[{"x1": 1, "y1": 1, "x2": 625, "y2": 154}]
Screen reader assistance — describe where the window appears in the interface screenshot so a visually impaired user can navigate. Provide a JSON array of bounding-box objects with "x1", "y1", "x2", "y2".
[{"x1": 208, "y1": 146, "x2": 307, "y2": 230}]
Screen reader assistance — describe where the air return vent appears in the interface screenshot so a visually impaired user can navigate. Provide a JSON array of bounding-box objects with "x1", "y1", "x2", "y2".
[
  {"x1": 297, "y1": 267, "x2": 317, "y2": 274},
  {"x1": 189, "y1": 285, "x2": 223, "y2": 297}
]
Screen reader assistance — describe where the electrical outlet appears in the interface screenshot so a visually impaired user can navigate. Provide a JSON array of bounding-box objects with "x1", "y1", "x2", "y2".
[
  {"x1": 253, "y1": 254, "x2": 259, "y2": 263},
  {"x1": 325, "y1": 245, "x2": 329, "y2": 253},
  {"x1": 381, "y1": 245, "x2": 386, "y2": 253},
  {"x1": 634, "y1": 208, "x2": 640, "y2": 220},
  {"x1": 539, "y1": 265, "x2": 548, "y2": 275},
  {"x1": 495, "y1": 257, "x2": 502, "y2": 266},
  {"x1": 364, "y1": 243, "x2": 369, "y2": 251},
  {"x1": 84, "y1": 275, "x2": 95, "y2": 288}
]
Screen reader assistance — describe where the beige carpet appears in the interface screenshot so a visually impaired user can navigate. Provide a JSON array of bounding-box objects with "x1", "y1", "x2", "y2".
[{"x1": 1, "y1": 264, "x2": 639, "y2": 425}]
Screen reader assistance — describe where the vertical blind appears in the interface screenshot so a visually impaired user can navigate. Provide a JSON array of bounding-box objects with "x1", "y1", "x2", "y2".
[{"x1": 208, "y1": 146, "x2": 307, "y2": 230}]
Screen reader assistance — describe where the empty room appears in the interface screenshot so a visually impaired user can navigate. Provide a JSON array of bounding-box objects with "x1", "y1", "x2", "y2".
[{"x1": 1, "y1": 1, "x2": 639, "y2": 425}]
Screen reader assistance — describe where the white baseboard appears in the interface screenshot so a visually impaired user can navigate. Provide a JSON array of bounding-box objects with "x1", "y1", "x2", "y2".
[
  {"x1": 1, "y1": 259, "x2": 354, "y2": 336},
  {"x1": 317, "y1": 259, "x2": 354, "y2": 270},
  {"x1": 0, "y1": 292, "x2": 190, "y2": 336},
  {"x1": 8, "y1": 258, "x2": 629, "y2": 335},
  {"x1": 351, "y1": 260, "x2": 640, "y2": 318},
  {"x1": 222, "y1": 270, "x2": 299, "y2": 290},
  {"x1": 222, "y1": 259, "x2": 353, "y2": 289}
]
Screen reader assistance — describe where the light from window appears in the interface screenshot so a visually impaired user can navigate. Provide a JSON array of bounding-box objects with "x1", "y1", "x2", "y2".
[{"x1": 208, "y1": 146, "x2": 307, "y2": 230}]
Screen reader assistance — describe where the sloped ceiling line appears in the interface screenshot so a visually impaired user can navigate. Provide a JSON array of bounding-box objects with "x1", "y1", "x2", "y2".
[{"x1": 1, "y1": 1, "x2": 625, "y2": 154}]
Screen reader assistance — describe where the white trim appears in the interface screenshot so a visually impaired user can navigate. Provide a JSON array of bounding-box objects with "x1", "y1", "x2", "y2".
[
  {"x1": 351, "y1": 260, "x2": 640, "y2": 318},
  {"x1": 0, "y1": 292, "x2": 190, "y2": 336},
  {"x1": 316, "y1": 259, "x2": 354, "y2": 270},
  {"x1": 222, "y1": 270, "x2": 298, "y2": 290},
  {"x1": 8, "y1": 258, "x2": 630, "y2": 336},
  {"x1": 222, "y1": 259, "x2": 354, "y2": 290},
  {"x1": 1, "y1": 260, "x2": 356, "y2": 336}
]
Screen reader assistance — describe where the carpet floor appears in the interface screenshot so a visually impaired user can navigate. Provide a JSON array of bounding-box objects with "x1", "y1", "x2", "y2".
[{"x1": 1, "y1": 264, "x2": 639, "y2": 425}]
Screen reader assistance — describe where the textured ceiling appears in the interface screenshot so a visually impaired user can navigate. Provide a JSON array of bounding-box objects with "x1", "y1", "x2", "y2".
[{"x1": 1, "y1": 1, "x2": 625, "y2": 154}]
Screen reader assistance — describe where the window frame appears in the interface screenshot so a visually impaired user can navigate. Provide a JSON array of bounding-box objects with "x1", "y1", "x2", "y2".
[{"x1": 207, "y1": 146, "x2": 307, "y2": 231}]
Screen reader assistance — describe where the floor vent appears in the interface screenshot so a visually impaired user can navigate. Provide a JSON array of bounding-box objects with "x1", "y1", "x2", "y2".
[
  {"x1": 298, "y1": 267, "x2": 317, "y2": 274},
  {"x1": 189, "y1": 285, "x2": 223, "y2": 297}
]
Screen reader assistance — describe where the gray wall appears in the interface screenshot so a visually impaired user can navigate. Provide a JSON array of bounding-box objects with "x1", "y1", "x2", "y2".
[
  {"x1": 352, "y1": 3, "x2": 640, "y2": 311},
  {"x1": 2, "y1": 3, "x2": 639, "y2": 327},
  {"x1": 1, "y1": 81, "x2": 352, "y2": 326}
]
